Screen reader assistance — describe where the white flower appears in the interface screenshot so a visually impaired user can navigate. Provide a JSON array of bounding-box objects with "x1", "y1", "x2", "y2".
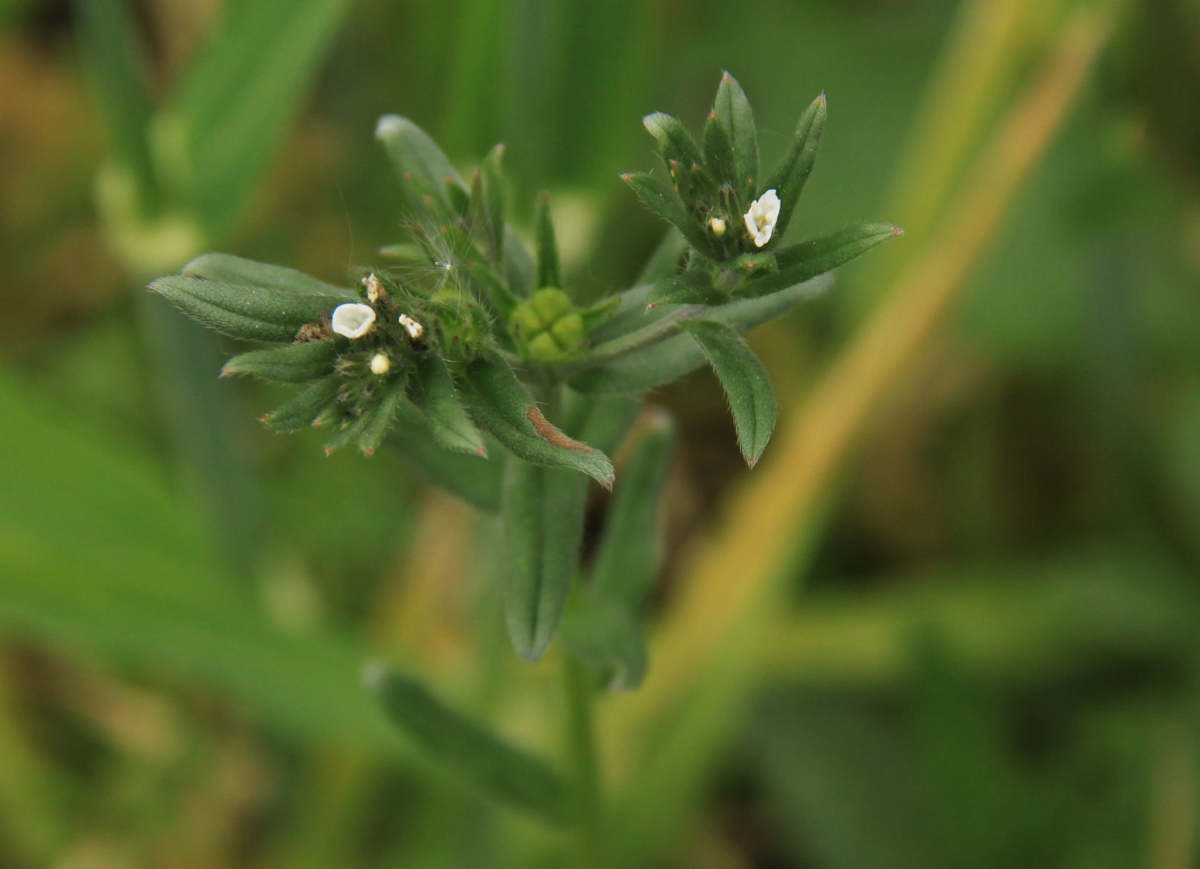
[
  {"x1": 370, "y1": 353, "x2": 391, "y2": 375},
  {"x1": 743, "y1": 189, "x2": 781, "y2": 248},
  {"x1": 331, "y1": 303, "x2": 376, "y2": 339},
  {"x1": 398, "y1": 313, "x2": 424, "y2": 340},
  {"x1": 709, "y1": 217, "x2": 727, "y2": 237},
  {"x1": 362, "y1": 273, "x2": 384, "y2": 303}
]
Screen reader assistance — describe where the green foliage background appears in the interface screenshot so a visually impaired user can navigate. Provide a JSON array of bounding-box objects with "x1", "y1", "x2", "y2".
[{"x1": 2, "y1": 0, "x2": 1200, "y2": 866}]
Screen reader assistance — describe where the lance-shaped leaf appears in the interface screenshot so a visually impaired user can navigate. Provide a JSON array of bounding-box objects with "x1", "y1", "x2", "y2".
[
  {"x1": 149, "y1": 277, "x2": 333, "y2": 342},
  {"x1": 455, "y1": 355, "x2": 614, "y2": 486},
  {"x1": 736, "y1": 222, "x2": 902, "y2": 301},
  {"x1": 643, "y1": 112, "x2": 705, "y2": 174},
  {"x1": 385, "y1": 400, "x2": 502, "y2": 512},
  {"x1": 410, "y1": 354, "x2": 487, "y2": 455},
  {"x1": 702, "y1": 113, "x2": 739, "y2": 193},
  {"x1": 376, "y1": 114, "x2": 465, "y2": 217},
  {"x1": 646, "y1": 268, "x2": 725, "y2": 308},
  {"x1": 713, "y1": 72, "x2": 758, "y2": 192},
  {"x1": 763, "y1": 94, "x2": 827, "y2": 244},
  {"x1": 534, "y1": 193, "x2": 562, "y2": 290},
  {"x1": 569, "y1": 275, "x2": 831, "y2": 394},
  {"x1": 222, "y1": 340, "x2": 337, "y2": 383},
  {"x1": 366, "y1": 665, "x2": 568, "y2": 825},
  {"x1": 560, "y1": 594, "x2": 646, "y2": 693},
  {"x1": 678, "y1": 320, "x2": 776, "y2": 466},
  {"x1": 356, "y1": 375, "x2": 407, "y2": 455},
  {"x1": 623, "y1": 172, "x2": 716, "y2": 259},
  {"x1": 262, "y1": 377, "x2": 341, "y2": 431},
  {"x1": 503, "y1": 225, "x2": 537, "y2": 298},
  {"x1": 183, "y1": 253, "x2": 350, "y2": 299},
  {"x1": 502, "y1": 460, "x2": 589, "y2": 662},
  {"x1": 479, "y1": 143, "x2": 507, "y2": 263}
]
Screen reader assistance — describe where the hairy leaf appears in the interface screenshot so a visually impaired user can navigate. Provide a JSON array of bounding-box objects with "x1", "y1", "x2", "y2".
[
  {"x1": 385, "y1": 400, "x2": 502, "y2": 512},
  {"x1": 410, "y1": 354, "x2": 487, "y2": 455},
  {"x1": 149, "y1": 276, "x2": 333, "y2": 342},
  {"x1": 713, "y1": 72, "x2": 758, "y2": 192},
  {"x1": 376, "y1": 114, "x2": 466, "y2": 217},
  {"x1": 222, "y1": 341, "x2": 337, "y2": 383},
  {"x1": 736, "y1": 222, "x2": 901, "y2": 301},
  {"x1": 183, "y1": 253, "x2": 351, "y2": 299},
  {"x1": 763, "y1": 94, "x2": 827, "y2": 244},
  {"x1": 262, "y1": 378, "x2": 341, "y2": 431}
]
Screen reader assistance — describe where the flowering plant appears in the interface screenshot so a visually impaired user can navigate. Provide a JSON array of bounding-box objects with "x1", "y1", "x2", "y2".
[{"x1": 148, "y1": 71, "x2": 898, "y2": 829}]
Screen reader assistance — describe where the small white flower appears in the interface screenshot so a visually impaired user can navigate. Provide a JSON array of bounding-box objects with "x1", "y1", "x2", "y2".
[
  {"x1": 709, "y1": 217, "x2": 727, "y2": 237},
  {"x1": 363, "y1": 273, "x2": 384, "y2": 303},
  {"x1": 331, "y1": 303, "x2": 376, "y2": 339},
  {"x1": 743, "y1": 189, "x2": 781, "y2": 248},
  {"x1": 398, "y1": 313, "x2": 424, "y2": 340},
  {"x1": 370, "y1": 353, "x2": 391, "y2": 375}
]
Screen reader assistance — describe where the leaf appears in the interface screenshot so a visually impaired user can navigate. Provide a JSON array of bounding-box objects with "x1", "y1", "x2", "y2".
[
  {"x1": 534, "y1": 193, "x2": 562, "y2": 290},
  {"x1": 455, "y1": 355, "x2": 614, "y2": 486},
  {"x1": 678, "y1": 320, "x2": 776, "y2": 466},
  {"x1": 357, "y1": 376, "x2": 408, "y2": 455},
  {"x1": 183, "y1": 253, "x2": 351, "y2": 299},
  {"x1": 591, "y1": 409, "x2": 676, "y2": 610},
  {"x1": 702, "y1": 112, "x2": 738, "y2": 193},
  {"x1": 222, "y1": 341, "x2": 337, "y2": 383},
  {"x1": 622, "y1": 172, "x2": 715, "y2": 258},
  {"x1": 762, "y1": 93, "x2": 827, "y2": 244},
  {"x1": 646, "y1": 269, "x2": 726, "y2": 307},
  {"x1": 366, "y1": 666, "x2": 568, "y2": 825},
  {"x1": 502, "y1": 460, "x2": 590, "y2": 662},
  {"x1": 642, "y1": 112, "x2": 705, "y2": 173},
  {"x1": 469, "y1": 264, "x2": 520, "y2": 320},
  {"x1": 410, "y1": 354, "x2": 487, "y2": 455},
  {"x1": 262, "y1": 378, "x2": 341, "y2": 431},
  {"x1": 713, "y1": 72, "x2": 758, "y2": 193},
  {"x1": 385, "y1": 400, "x2": 502, "y2": 512},
  {"x1": 736, "y1": 222, "x2": 902, "y2": 301},
  {"x1": 479, "y1": 143, "x2": 507, "y2": 263},
  {"x1": 568, "y1": 274, "x2": 831, "y2": 394},
  {"x1": 149, "y1": 276, "x2": 333, "y2": 343},
  {"x1": 376, "y1": 114, "x2": 465, "y2": 218},
  {"x1": 634, "y1": 227, "x2": 688, "y2": 285},
  {"x1": 560, "y1": 594, "x2": 647, "y2": 693},
  {"x1": 173, "y1": 0, "x2": 353, "y2": 239},
  {"x1": 579, "y1": 295, "x2": 622, "y2": 333},
  {"x1": 503, "y1": 225, "x2": 537, "y2": 297}
]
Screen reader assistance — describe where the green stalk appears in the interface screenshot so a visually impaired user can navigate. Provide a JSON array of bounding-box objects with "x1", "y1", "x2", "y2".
[{"x1": 564, "y1": 653, "x2": 601, "y2": 869}]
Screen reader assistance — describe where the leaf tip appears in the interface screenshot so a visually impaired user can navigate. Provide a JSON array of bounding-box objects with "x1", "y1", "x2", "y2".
[
  {"x1": 891, "y1": 225, "x2": 905, "y2": 237},
  {"x1": 375, "y1": 114, "x2": 404, "y2": 140}
]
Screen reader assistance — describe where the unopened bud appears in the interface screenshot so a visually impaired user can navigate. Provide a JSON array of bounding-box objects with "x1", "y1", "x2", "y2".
[
  {"x1": 370, "y1": 353, "x2": 391, "y2": 375},
  {"x1": 709, "y1": 217, "x2": 727, "y2": 237}
]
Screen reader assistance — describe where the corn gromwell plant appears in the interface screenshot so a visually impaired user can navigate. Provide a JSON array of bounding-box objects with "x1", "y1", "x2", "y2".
[{"x1": 147, "y1": 72, "x2": 900, "y2": 845}]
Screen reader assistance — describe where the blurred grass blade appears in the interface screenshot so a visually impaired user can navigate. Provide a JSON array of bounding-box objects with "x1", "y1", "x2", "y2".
[
  {"x1": 172, "y1": 0, "x2": 353, "y2": 238},
  {"x1": 385, "y1": 400, "x2": 503, "y2": 512},
  {"x1": 679, "y1": 321, "x2": 776, "y2": 467},
  {"x1": 367, "y1": 666, "x2": 569, "y2": 825},
  {"x1": 501, "y1": 460, "x2": 590, "y2": 662}
]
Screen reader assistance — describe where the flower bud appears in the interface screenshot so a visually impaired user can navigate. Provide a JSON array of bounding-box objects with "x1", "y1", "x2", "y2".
[{"x1": 370, "y1": 353, "x2": 391, "y2": 375}]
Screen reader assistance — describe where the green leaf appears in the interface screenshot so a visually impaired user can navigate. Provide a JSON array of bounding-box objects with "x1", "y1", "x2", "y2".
[
  {"x1": 702, "y1": 112, "x2": 739, "y2": 193},
  {"x1": 713, "y1": 72, "x2": 758, "y2": 193},
  {"x1": 678, "y1": 320, "x2": 776, "y2": 466},
  {"x1": 502, "y1": 460, "x2": 590, "y2": 662},
  {"x1": 357, "y1": 376, "x2": 408, "y2": 456},
  {"x1": 222, "y1": 341, "x2": 337, "y2": 383},
  {"x1": 622, "y1": 172, "x2": 715, "y2": 258},
  {"x1": 183, "y1": 253, "x2": 351, "y2": 299},
  {"x1": 534, "y1": 193, "x2": 562, "y2": 290},
  {"x1": 73, "y1": 0, "x2": 159, "y2": 211},
  {"x1": 634, "y1": 227, "x2": 688, "y2": 285},
  {"x1": 456, "y1": 355, "x2": 614, "y2": 486},
  {"x1": 479, "y1": 143, "x2": 507, "y2": 263},
  {"x1": 410, "y1": 354, "x2": 487, "y2": 455},
  {"x1": 560, "y1": 594, "x2": 647, "y2": 692},
  {"x1": 503, "y1": 225, "x2": 537, "y2": 297},
  {"x1": 646, "y1": 269, "x2": 726, "y2": 307},
  {"x1": 579, "y1": 295, "x2": 622, "y2": 334},
  {"x1": 149, "y1": 276, "x2": 333, "y2": 343},
  {"x1": 376, "y1": 114, "x2": 465, "y2": 218},
  {"x1": 591, "y1": 410, "x2": 676, "y2": 610},
  {"x1": 262, "y1": 377, "x2": 341, "y2": 431},
  {"x1": 367, "y1": 666, "x2": 568, "y2": 824},
  {"x1": 763, "y1": 94, "x2": 827, "y2": 244},
  {"x1": 385, "y1": 401, "x2": 502, "y2": 512},
  {"x1": 736, "y1": 222, "x2": 902, "y2": 301},
  {"x1": 568, "y1": 275, "x2": 831, "y2": 394},
  {"x1": 642, "y1": 112, "x2": 705, "y2": 173},
  {"x1": 173, "y1": 0, "x2": 353, "y2": 238}
]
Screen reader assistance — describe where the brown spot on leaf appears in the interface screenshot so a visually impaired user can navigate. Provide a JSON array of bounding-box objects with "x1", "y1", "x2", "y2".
[{"x1": 526, "y1": 406, "x2": 592, "y2": 452}]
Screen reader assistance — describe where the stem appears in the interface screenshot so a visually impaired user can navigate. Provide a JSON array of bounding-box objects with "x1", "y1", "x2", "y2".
[{"x1": 564, "y1": 653, "x2": 601, "y2": 869}]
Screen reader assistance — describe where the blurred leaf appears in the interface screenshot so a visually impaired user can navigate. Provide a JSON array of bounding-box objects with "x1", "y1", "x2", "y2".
[
  {"x1": 456, "y1": 354, "x2": 614, "y2": 486},
  {"x1": 634, "y1": 228, "x2": 688, "y2": 286},
  {"x1": 0, "y1": 370, "x2": 405, "y2": 753},
  {"x1": 149, "y1": 276, "x2": 334, "y2": 343},
  {"x1": 376, "y1": 114, "x2": 466, "y2": 218},
  {"x1": 561, "y1": 594, "x2": 647, "y2": 692},
  {"x1": 534, "y1": 193, "x2": 562, "y2": 290},
  {"x1": 647, "y1": 269, "x2": 725, "y2": 307},
  {"x1": 368, "y1": 666, "x2": 568, "y2": 825},
  {"x1": 173, "y1": 0, "x2": 353, "y2": 238},
  {"x1": 385, "y1": 400, "x2": 503, "y2": 512}
]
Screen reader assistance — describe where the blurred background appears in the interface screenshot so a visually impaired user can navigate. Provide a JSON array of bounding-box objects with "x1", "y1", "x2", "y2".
[{"x1": 3, "y1": 0, "x2": 1200, "y2": 866}]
